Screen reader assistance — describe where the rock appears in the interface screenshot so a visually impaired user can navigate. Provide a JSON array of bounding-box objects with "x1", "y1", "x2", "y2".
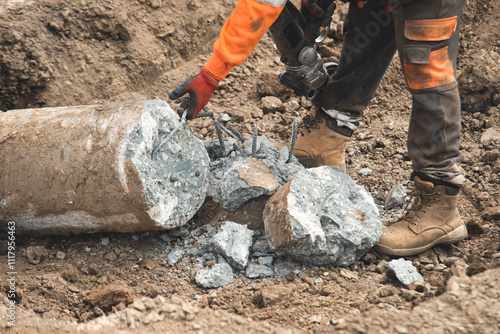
[
  {"x1": 104, "y1": 252, "x2": 117, "y2": 261},
  {"x1": 491, "y1": 253, "x2": 500, "y2": 269},
  {"x1": 195, "y1": 263, "x2": 234, "y2": 288},
  {"x1": 167, "y1": 248, "x2": 184, "y2": 266},
  {"x1": 211, "y1": 221, "x2": 254, "y2": 270},
  {"x1": 480, "y1": 128, "x2": 500, "y2": 146},
  {"x1": 388, "y1": 258, "x2": 424, "y2": 286},
  {"x1": 384, "y1": 184, "x2": 407, "y2": 210},
  {"x1": 480, "y1": 150, "x2": 500, "y2": 162},
  {"x1": 482, "y1": 207, "x2": 500, "y2": 221},
  {"x1": 260, "y1": 96, "x2": 284, "y2": 114},
  {"x1": 56, "y1": 251, "x2": 66, "y2": 260},
  {"x1": 101, "y1": 238, "x2": 110, "y2": 246},
  {"x1": 263, "y1": 167, "x2": 382, "y2": 266},
  {"x1": 257, "y1": 71, "x2": 291, "y2": 98},
  {"x1": 141, "y1": 258, "x2": 157, "y2": 270},
  {"x1": 0, "y1": 100, "x2": 209, "y2": 234},
  {"x1": 82, "y1": 284, "x2": 134, "y2": 310},
  {"x1": 26, "y1": 246, "x2": 47, "y2": 264},
  {"x1": 245, "y1": 264, "x2": 275, "y2": 278}
]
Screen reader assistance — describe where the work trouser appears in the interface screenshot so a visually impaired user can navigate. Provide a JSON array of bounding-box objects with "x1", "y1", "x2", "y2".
[{"x1": 321, "y1": 0, "x2": 466, "y2": 185}]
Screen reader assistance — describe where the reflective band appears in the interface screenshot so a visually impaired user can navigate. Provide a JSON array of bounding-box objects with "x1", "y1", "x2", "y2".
[
  {"x1": 323, "y1": 108, "x2": 361, "y2": 131},
  {"x1": 404, "y1": 46, "x2": 455, "y2": 90},
  {"x1": 404, "y1": 17, "x2": 457, "y2": 42},
  {"x1": 256, "y1": 0, "x2": 287, "y2": 7}
]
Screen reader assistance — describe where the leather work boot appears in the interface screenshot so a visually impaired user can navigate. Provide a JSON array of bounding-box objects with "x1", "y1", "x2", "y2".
[
  {"x1": 293, "y1": 109, "x2": 352, "y2": 172},
  {"x1": 374, "y1": 175, "x2": 468, "y2": 256}
]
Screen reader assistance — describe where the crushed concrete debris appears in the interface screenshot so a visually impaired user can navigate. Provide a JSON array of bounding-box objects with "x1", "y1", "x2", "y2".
[
  {"x1": 211, "y1": 221, "x2": 254, "y2": 270},
  {"x1": 263, "y1": 166, "x2": 382, "y2": 266},
  {"x1": 205, "y1": 135, "x2": 304, "y2": 210},
  {"x1": 384, "y1": 184, "x2": 407, "y2": 210},
  {"x1": 388, "y1": 258, "x2": 424, "y2": 286},
  {"x1": 245, "y1": 264, "x2": 275, "y2": 279},
  {"x1": 195, "y1": 263, "x2": 234, "y2": 288},
  {"x1": 166, "y1": 248, "x2": 184, "y2": 266}
]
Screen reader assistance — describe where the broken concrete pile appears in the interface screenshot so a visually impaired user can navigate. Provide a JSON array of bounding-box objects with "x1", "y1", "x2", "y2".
[
  {"x1": 0, "y1": 100, "x2": 209, "y2": 234},
  {"x1": 1, "y1": 99, "x2": 385, "y2": 276}
]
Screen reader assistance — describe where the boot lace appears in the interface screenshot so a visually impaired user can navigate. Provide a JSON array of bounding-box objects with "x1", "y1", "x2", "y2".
[
  {"x1": 401, "y1": 187, "x2": 441, "y2": 225},
  {"x1": 298, "y1": 115, "x2": 323, "y2": 136}
]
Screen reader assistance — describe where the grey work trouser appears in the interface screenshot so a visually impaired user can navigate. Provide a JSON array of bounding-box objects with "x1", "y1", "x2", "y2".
[{"x1": 321, "y1": 0, "x2": 467, "y2": 184}]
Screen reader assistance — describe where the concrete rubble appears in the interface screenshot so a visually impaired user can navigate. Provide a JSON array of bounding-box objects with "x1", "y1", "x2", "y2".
[
  {"x1": 388, "y1": 258, "x2": 424, "y2": 286},
  {"x1": 263, "y1": 166, "x2": 382, "y2": 266},
  {"x1": 195, "y1": 263, "x2": 234, "y2": 288},
  {"x1": 0, "y1": 100, "x2": 209, "y2": 234}
]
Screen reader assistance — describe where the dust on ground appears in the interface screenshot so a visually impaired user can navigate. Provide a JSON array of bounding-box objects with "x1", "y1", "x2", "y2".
[{"x1": 0, "y1": 0, "x2": 499, "y2": 333}]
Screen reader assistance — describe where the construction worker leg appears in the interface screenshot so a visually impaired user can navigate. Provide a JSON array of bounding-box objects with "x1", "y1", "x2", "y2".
[
  {"x1": 392, "y1": 0, "x2": 467, "y2": 185},
  {"x1": 321, "y1": 1, "x2": 397, "y2": 115}
]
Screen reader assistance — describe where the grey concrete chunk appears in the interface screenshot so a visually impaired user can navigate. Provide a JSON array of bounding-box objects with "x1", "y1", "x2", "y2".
[
  {"x1": 211, "y1": 221, "x2": 254, "y2": 270},
  {"x1": 218, "y1": 158, "x2": 280, "y2": 211},
  {"x1": 195, "y1": 263, "x2": 234, "y2": 289},
  {"x1": 205, "y1": 134, "x2": 304, "y2": 211},
  {"x1": 245, "y1": 264, "x2": 275, "y2": 279},
  {"x1": 385, "y1": 184, "x2": 407, "y2": 210},
  {"x1": 389, "y1": 258, "x2": 424, "y2": 285},
  {"x1": 166, "y1": 248, "x2": 184, "y2": 266},
  {"x1": 263, "y1": 167, "x2": 382, "y2": 266}
]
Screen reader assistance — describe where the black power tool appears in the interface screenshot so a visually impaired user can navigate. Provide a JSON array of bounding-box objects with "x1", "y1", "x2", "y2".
[{"x1": 269, "y1": 0, "x2": 336, "y2": 105}]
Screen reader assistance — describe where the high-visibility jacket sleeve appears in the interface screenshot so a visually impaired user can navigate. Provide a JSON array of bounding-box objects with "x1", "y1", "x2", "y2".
[{"x1": 204, "y1": 0, "x2": 287, "y2": 81}]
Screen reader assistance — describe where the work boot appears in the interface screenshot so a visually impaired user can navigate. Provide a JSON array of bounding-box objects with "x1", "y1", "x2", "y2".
[
  {"x1": 293, "y1": 109, "x2": 352, "y2": 172},
  {"x1": 374, "y1": 175, "x2": 468, "y2": 256}
]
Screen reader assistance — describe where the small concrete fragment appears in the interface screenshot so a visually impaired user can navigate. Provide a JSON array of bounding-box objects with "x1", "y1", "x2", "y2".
[
  {"x1": 388, "y1": 258, "x2": 424, "y2": 286},
  {"x1": 26, "y1": 246, "x2": 47, "y2": 264},
  {"x1": 195, "y1": 263, "x2": 234, "y2": 289},
  {"x1": 385, "y1": 184, "x2": 407, "y2": 210},
  {"x1": 205, "y1": 135, "x2": 304, "y2": 211},
  {"x1": 167, "y1": 248, "x2": 184, "y2": 266},
  {"x1": 218, "y1": 158, "x2": 280, "y2": 211},
  {"x1": 263, "y1": 166, "x2": 382, "y2": 266},
  {"x1": 211, "y1": 221, "x2": 254, "y2": 270},
  {"x1": 245, "y1": 264, "x2": 275, "y2": 279}
]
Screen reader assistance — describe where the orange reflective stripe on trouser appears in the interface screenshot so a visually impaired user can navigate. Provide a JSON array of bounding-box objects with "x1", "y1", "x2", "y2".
[
  {"x1": 204, "y1": 0, "x2": 286, "y2": 80},
  {"x1": 404, "y1": 16, "x2": 457, "y2": 41},
  {"x1": 404, "y1": 46, "x2": 455, "y2": 90}
]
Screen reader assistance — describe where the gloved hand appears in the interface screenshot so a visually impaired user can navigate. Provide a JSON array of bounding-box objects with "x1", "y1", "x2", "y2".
[
  {"x1": 169, "y1": 68, "x2": 218, "y2": 120},
  {"x1": 301, "y1": 0, "x2": 336, "y2": 20}
]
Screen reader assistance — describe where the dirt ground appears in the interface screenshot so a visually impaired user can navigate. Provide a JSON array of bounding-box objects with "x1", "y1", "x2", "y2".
[{"x1": 1, "y1": 0, "x2": 500, "y2": 333}]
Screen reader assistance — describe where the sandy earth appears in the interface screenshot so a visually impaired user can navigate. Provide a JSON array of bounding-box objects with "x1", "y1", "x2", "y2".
[{"x1": 1, "y1": 0, "x2": 499, "y2": 333}]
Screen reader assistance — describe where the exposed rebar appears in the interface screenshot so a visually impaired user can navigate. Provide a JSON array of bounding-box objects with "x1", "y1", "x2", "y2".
[
  {"x1": 214, "y1": 119, "x2": 227, "y2": 157},
  {"x1": 152, "y1": 109, "x2": 187, "y2": 158},
  {"x1": 252, "y1": 124, "x2": 258, "y2": 158},
  {"x1": 287, "y1": 119, "x2": 298, "y2": 163},
  {"x1": 226, "y1": 124, "x2": 245, "y2": 144}
]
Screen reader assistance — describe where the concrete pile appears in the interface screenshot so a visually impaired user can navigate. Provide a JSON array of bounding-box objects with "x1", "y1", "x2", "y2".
[{"x1": 0, "y1": 100, "x2": 209, "y2": 234}]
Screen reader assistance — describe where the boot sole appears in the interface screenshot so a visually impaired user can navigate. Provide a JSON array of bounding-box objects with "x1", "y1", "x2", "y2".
[
  {"x1": 297, "y1": 157, "x2": 345, "y2": 172},
  {"x1": 374, "y1": 224, "x2": 468, "y2": 257}
]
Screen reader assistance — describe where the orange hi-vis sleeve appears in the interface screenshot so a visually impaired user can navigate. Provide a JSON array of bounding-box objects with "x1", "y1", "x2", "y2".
[{"x1": 204, "y1": 0, "x2": 286, "y2": 81}]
